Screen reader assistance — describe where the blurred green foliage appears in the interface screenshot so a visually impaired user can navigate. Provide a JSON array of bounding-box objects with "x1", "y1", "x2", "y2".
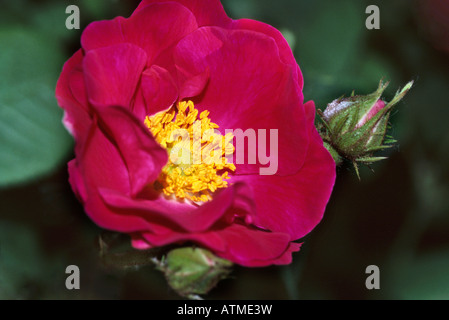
[
  {"x1": 0, "y1": 0, "x2": 448, "y2": 300},
  {"x1": 0, "y1": 29, "x2": 71, "y2": 187}
]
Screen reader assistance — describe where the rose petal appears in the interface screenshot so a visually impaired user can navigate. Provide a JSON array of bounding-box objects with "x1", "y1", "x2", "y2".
[
  {"x1": 67, "y1": 159, "x2": 87, "y2": 203},
  {"x1": 84, "y1": 192, "x2": 161, "y2": 233},
  {"x1": 94, "y1": 106, "x2": 168, "y2": 196},
  {"x1": 83, "y1": 43, "x2": 147, "y2": 108},
  {"x1": 138, "y1": 223, "x2": 298, "y2": 267},
  {"x1": 124, "y1": 2, "x2": 198, "y2": 64},
  {"x1": 131, "y1": 235, "x2": 153, "y2": 250},
  {"x1": 140, "y1": 229, "x2": 228, "y2": 252},
  {"x1": 78, "y1": 118, "x2": 130, "y2": 195},
  {"x1": 141, "y1": 65, "x2": 178, "y2": 115},
  {"x1": 81, "y1": 16, "x2": 126, "y2": 52},
  {"x1": 55, "y1": 50, "x2": 91, "y2": 140},
  {"x1": 231, "y1": 19, "x2": 304, "y2": 90},
  {"x1": 262, "y1": 242, "x2": 302, "y2": 267},
  {"x1": 235, "y1": 101, "x2": 336, "y2": 240},
  {"x1": 130, "y1": 88, "x2": 149, "y2": 124},
  {"x1": 133, "y1": 0, "x2": 231, "y2": 27},
  {"x1": 133, "y1": 1, "x2": 303, "y2": 90},
  {"x1": 99, "y1": 181, "x2": 254, "y2": 233},
  {"x1": 68, "y1": 65, "x2": 88, "y2": 110},
  {"x1": 215, "y1": 224, "x2": 294, "y2": 266},
  {"x1": 178, "y1": 67, "x2": 210, "y2": 100},
  {"x1": 73, "y1": 121, "x2": 166, "y2": 232}
]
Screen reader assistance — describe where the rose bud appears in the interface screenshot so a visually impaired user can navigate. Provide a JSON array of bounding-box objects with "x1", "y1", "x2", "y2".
[
  {"x1": 318, "y1": 80, "x2": 413, "y2": 178},
  {"x1": 158, "y1": 247, "x2": 232, "y2": 299}
]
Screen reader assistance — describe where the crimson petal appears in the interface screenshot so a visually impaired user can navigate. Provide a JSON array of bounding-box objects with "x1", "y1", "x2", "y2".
[
  {"x1": 141, "y1": 65, "x2": 178, "y2": 115},
  {"x1": 235, "y1": 101, "x2": 336, "y2": 240},
  {"x1": 133, "y1": 0, "x2": 231, "y2": 27},
  {"x1": 139, "y1": 223, "x2": 299, "y2": 267},
  {"x1": 55, "y1": 50, "x2": 91, "y2": 141},
  {"x1": 81, "y1": 16, "x2": 126, "y2": 52},
  {"x1": 231, "y1": 19, "x2": 304, "y2": 90},
  {"x1": 99, "y1": 181, "x2": 255, "y2": 233},
  {"x1": 216, "y1": 224, "x2": 301, "y2": 267},
  {"x1": 124, "y1": 2, "x2": 198, "y2": 64},
  {"x1": 94, "y1": 106, "x2": 168, "y2": 196},
  {"x1": 83, "y1": 43, "x2": 147, "y2": 108}
]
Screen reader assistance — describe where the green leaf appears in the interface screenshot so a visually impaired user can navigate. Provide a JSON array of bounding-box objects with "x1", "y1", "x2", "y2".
[{"x1": 0, "y1": 28, "x2": 72, "y2": 187}]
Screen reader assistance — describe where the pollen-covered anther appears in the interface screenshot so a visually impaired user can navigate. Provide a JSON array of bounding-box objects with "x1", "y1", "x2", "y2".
[{"x1": 144, "y1": 101, "x2": 235, "y2": 202}]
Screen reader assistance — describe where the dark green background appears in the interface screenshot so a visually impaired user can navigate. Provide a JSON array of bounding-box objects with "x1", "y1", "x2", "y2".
[{"x1": 1, "y1": 0, "x2": 448, "y2": 299}]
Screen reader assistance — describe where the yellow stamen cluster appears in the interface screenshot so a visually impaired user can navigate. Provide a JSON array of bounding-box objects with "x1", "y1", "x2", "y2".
[{"x1": 144, "y1": 101, "x2": 235, "y2": 203}]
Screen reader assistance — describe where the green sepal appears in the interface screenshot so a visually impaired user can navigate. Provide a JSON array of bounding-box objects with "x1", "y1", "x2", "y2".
[
  {"x1": 356, "y1": 156, "x2": 388, "y2": 164},
  {"x1": 323, "y1": 141, "x2": 343, "y2": 166},
  {"x1": 364, "y1": 145, "x2": 392, "y2": 153}
]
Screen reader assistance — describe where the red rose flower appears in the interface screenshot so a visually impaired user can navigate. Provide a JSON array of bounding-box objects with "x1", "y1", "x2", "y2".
[{"x1": 56, "y1": 0, "x2": 336, "y2": 267}]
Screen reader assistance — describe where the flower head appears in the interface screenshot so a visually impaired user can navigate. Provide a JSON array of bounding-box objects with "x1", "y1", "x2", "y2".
[{"x1": 56, "y1": 0, "x2": 336, "y2": 267}]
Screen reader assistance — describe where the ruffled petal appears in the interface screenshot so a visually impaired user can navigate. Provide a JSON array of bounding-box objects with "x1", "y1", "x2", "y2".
[
  {"x1": 140, "y1": 229, "x2": 228, "y2": 252},
  {"x1": 141, "y1": 65, "x2": 178, "y2": 115},
  {"x1": 215, "y1": 224, "x2": 297, "y2": 267},
  {"x1": 130, "y1": 87, "x2": 149, "y2": 124},
  {"x1": 131, "y1": 235, "x2": 153, "y2": 250},
  {"x1": 72, "y1": 120, "x2": 166, "y2": 232},
  {"x1": 133, "y1": 1, "x2": 303, "y2": 90},
  {"x1": 99, "y1": 181, "x2": 255, "y2": 233},
  {"x1": 124, "y1": 2, "x2": 198, "y2": 64},
  {"x1": 83, "y1": 43, "x2": 147, "y2": 108},
  {"x1": 94, "y1": 106, "x2": 168, "y2": 196},
  {"x1": 55, "y1": 50, "x2": 91, "y2": 141},
  {"x1": 67, "y1": 159, "x2": 87, "y2": 203},
  {"x1": 81, "y1": 16, "x2": 126, "y2": 52},
  {"x1": 231, "y1": 19, "x2": 304, "y2": 90},
  {"x1": 178, "y1": 67, "x2": 210, "y2": 101},
  {"x1": 137, "y1": 223, "x2": 299, "y2": 267},
  {"x1": 77, "y1": 118, "x2": 130, "y2": 195},
  {"x1": 68, "y1": 64, "x2": 88, "y2": 111},
  {"x1": 133, "y1": 0, "x2": 231, "y2": 27},
  {"x1": 261, "y1": 242, "x2": 302, "y2": 267},
  {"x1": 84, "y1": 192, "x2": 161, "y2": 233}
]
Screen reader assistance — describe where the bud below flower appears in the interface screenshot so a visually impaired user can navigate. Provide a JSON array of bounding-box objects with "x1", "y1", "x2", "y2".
[
  {"x1": 318, "y1": 80, "x2": 413, "y2": 178},
  {"x1": 157, "y1": 247, "x2": 233, "y2": 299}
]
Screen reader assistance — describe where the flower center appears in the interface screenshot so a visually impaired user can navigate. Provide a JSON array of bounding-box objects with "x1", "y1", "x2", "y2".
[{"x1": 144, "y1": 101, "x2": 235, "y2": 203}]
